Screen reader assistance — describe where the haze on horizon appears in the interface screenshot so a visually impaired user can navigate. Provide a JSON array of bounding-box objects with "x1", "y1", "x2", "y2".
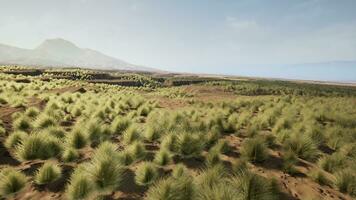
[{"x1": 0, "y1": 0, "x2": 356, "y2": 81}]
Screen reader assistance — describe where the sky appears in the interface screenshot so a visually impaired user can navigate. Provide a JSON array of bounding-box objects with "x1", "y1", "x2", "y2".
[{"x1": 0, "y1": 0, "x2": 356, "y2": 81}]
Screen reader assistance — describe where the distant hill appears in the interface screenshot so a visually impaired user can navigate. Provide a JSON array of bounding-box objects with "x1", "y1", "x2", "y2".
[{"x1": 0, "y1": 38, "x2": 157, "y2": 72}]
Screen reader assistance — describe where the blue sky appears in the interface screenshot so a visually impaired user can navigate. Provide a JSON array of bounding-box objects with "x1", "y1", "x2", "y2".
[{"x1": 0, "y1": 0, "x2": 356, "y2": 81}]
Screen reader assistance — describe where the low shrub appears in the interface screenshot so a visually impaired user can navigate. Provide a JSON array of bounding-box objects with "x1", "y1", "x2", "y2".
[{"x1": 34, "y1": 162, "x2": 62, "y2": 185}]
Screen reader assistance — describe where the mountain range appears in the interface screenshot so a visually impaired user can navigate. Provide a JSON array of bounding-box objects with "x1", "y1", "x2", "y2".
[{"x1": 0, "y1": 38, "x2": 156, "y2": 72}]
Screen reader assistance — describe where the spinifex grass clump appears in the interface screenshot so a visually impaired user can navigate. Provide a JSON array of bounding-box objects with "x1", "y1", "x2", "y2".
[
  {"x1": 204, "y1": 128, "x2": 221, "y2": 148},
  {"x1": 160, "y1": 134, "x2": 178, "y2": 152},
  {"x1": 66, "y1": 164, "x2": 94, "y2": 200},
  {"x1": 122, "y1": 125, "x2": 141, "y2": 145},
  {"x1": 61, "y1": 148, "x2": 79, "y2": 162},
  {"x1": 65, "y1": 128, "x2": 88, "y2": 149},
  {"x1": 195, "y1": 165, "x2": 239, "y2": 200},
  {"x1": 282, "y1": 150, "x2": 298, "y2": 175},
  {"x1": 210, "y1": 139, "x2": 231, "y2": 154},
  {"x1": 232, "y1": 158, "x2": 248, "y2": 173},
  {"x1": 145, "y1": 171, "x2": 195, "y2": 200},
  {"x1": 88, "y1": 142, "x2": 125, "y2": 193},
  {"x1": 317, "y1": 153, "x2": 347, "y2": 173},
  {"x1": 334, "y1": 169, "x2": 356, "y2": 197},
  {"x1": 0, "y1": 126, "x2": 5, "y2": 136},
  {"x1": 241, "y1": 137, "x2": 269, "y2": 163},
  {"x1": 126, "y1": 141, "x2": 147, "y2": 162},
  {"x1": 230, "y1": 170, "x2": 279, "y2": 200},
  {"x1": 172, "y1": 164, "x2": 190, "y2": 178},
  {"x1": 135, "y1": 162, "x2": 159, "y2": 186},
  {"x1": 138, "y1": 105, "x2": 152, "y2": 116},
  {"x1": 46, "y1": 126, "x2": 66, "y2": 138},
  {"x1": 144, "y1": 125, "x2": 162, "y2": 142},
  {"x1": 24, "y1": 107, "x2": 40, "y2": 119},
  {"x1": 0, "y1": 167, "x2": 27, "y2": 197},
  {"x1": 284, "y1": 134, "x2": 319, "y2": 161},
  {"x1": 34, "y1": 114, "x2": 57, "y2": 129},
  {"x1": 176, "y1": 132, "x2": 204, "y2": 158},
  {"x1": 195, "y1": 165, "x2": 226, "y2": 188},
  {"x1": 15, "y1": 132, "x2": 63, "y2": 161},
  {"x1": 4, "y1": 131, "x2": 27, "y2": 149},
  {"x1": 205, "y1": 148, "x2": 221, "y2": 167},
  {"x1": 34, "y1": 162, "x2": 62, "y2": 185},
  {"x1": 13, "y1": 116, "x2": 32, "y2": 132},
  {"x1": 111, "y1": 117, "x2": 131, "y2": 135},
  {"x1": 84, "y1": 119, "x2": 101, "y2": 143},
  {"x1": 308, "y1": 169, "x2": 331, "y2": 186},
  {"x1": 154, "y1": 149, "x2": 173, "y2": 166}
]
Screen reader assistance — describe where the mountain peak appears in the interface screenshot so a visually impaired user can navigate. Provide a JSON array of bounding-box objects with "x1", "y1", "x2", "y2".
[
  {"x1": 0, "y1": 38, "x2": 158, "y2": 72},
  {"x1": 36, "y1": 38, "x2": 79, "y2": 51}
]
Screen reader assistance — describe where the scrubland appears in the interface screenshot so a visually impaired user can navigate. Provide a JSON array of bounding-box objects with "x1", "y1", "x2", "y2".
[{"x1": 0, "y1": 66, "x2": 355, "y2": 200}]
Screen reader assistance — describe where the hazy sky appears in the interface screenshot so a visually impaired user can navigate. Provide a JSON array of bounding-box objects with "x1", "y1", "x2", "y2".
[{"x1": 0, "y1": 0, "x2": 356, "y2": 79}]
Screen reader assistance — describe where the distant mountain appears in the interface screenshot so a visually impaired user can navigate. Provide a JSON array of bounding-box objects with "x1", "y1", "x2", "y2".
[{"x1": 0, "y1": 38, "x2": 157, "y2": 72}]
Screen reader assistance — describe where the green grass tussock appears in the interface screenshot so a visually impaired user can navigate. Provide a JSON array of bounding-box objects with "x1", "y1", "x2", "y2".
[
  {"x1": 15, "y1": 132, "x2": 63, "y2": 161},
  {"x1": 176, "y1": 132, "x2": 204, "y2": 158},
  {"x1": 241, "y1": 138, "x2": 269, "y2": 163},
  {"x1": 4, "y1": 131, "x2": 28, "y2": 150},
  {"x1": 0, "y1": 167, "x2": 27, "y2": 197},
  {"x1": 154, "y1": 149, "x2": 173, "y2": 166},
  {"x1": 135, "y1": 162, "x2": 159, "y2": 186},
  {"x1": 34, "y1": 161, "x2": 62, "y2": 185},
  {"x1": 283, "y1": 134, "x2": 319, "y2": 161}
]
